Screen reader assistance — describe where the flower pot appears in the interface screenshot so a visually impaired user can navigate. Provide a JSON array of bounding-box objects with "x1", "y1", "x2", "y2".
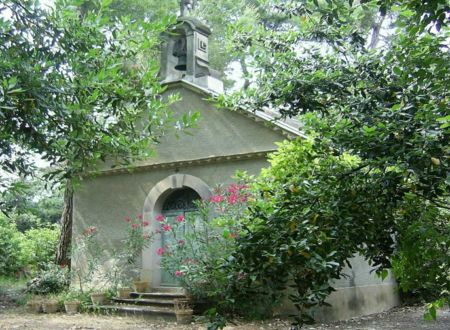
[
  {"x1": 26, "y1": 299, "x2": 42, "y2": 313},
  {"x1": 42, "y1": 299, "x2": 59, "y2": 313},
  {"x1": 175, "y1": 308, "x2": 193, "y2": 324},
  {"x1": 90, "y1": 292, "x2": 106, "y2": 305},
  {"x1": 117, "y1": 287, "x2": 132, "y2": 299},
  {"x1": 133, "y1": 280, "x2": 149, "y2": 293},
  {"x1": 64, "y1": 300, "x2": 81, "y2": 314},
  {"x1": 173, "y1": 298, "x2": 191, "y2": 310}
]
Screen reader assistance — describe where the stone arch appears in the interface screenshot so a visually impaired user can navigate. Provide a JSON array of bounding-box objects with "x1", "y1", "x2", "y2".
[
  {"x1": 141, "y1": 174, "x2": 211, "y2": 287},
  {"x1": 143, "y1": 174, "x2": 211, "y2": 215}
]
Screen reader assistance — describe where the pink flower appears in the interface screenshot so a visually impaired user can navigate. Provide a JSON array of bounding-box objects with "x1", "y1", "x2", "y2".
[
  {"x1": 155, "y1": 214, "x2": 165, "y2": 222},
  {"x1": 228, "y1": 232, "x2": 237, "y2": 239},
  {"x1": 227, "y1": 183, "x2": 239, "y2": 193},
  {"x1": 124, "y1": 217, "x2": 131, "y2": 223},
  {"x1": 176, "y1": 214, "x2": 185, "y2": 223},
  {"x1": 83, "y1": 226, "x2": 97, "y2": 236},
  {"x1": 137, "y1": 214, "x2": 143, "y2": 220},
  {"x1": 142, "y1": 220, "x2": 150, "y2": 227},
  {"x1": 178, "y1": 239, "x2": 185, "y2": 246},
  {"x1": 156, "y1": 247, "x2": 165, "y2": 256},
  {"x1": 131, "y1": 223, "x2": 139, "y2": 230},
  {"x1": 154, "y1": 228, "x2": 161, "y2": 234},
  {"x1": 143, "y1": 233, "x2": 151, "y2": 240},
  {"x1": 175, "y1": 270, "x2": 184, "y2": 277},
  {"x1": 210, "y1": 195, "x2": 224, "y2": 203},
  {"x1": 227, "y1": 193, "x2": 238, "y2": 205},
  {"x1": 162, "y1": 224, "x2": 172, "y2": 232},
  {"x1": 227, "y1": 183, "x2": 248, "y2": 193}
]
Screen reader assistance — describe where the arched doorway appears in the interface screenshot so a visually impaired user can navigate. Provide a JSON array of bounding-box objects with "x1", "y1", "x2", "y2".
[
  {"x1": 142, "y1": 174, "x2": 211, "y2": 288},
  {"x1": 160, "y1": 188, "x2": 201, "y2": 285}
]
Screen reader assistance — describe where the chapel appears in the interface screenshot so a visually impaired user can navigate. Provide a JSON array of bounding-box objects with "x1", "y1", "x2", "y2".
[{"x1": 72, "y1": 3, "x2": 399, "y2": 321}]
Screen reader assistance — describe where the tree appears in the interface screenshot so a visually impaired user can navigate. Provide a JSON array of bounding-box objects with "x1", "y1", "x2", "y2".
[
  {"x1": 0, "y1": 176, "x2": 63, "y2": 231},
  {"x1": 219, "y1": 0, "x2": 449, "y2": 325},
  {"x1": 0, "y1": 0, "x2": 196, "y2": 265}
]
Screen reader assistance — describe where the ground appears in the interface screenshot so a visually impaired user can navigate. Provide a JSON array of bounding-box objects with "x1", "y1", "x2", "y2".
[
  {"x1": 1, "y1": 281, "x2": 449, "y2": 329},
  {"x1": 0, "y1": 305, "x2": 449, "y2": 329}
]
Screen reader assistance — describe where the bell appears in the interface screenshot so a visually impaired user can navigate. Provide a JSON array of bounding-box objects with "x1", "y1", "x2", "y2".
[{"x1": 175, "y1": 55, "x2": 187, "y2": 71}]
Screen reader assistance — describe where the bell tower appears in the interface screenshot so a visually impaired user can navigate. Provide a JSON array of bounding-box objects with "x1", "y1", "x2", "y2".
[{"x1": 159, "y1": 7, "x2": 223, "y2": 93}]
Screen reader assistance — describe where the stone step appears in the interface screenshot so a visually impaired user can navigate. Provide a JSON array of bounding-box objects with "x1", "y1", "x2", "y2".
[
  {"x1": 130, "y1": 292, "x2": 186, "y2": 300},
  {"x1": 113, "y1": 298, "x2": 175, "y2": 306},
  {"x1": 150, "y1": 286, "x2": 185, "y2": 294},
  {"x1": 89, "y1": 304, "x2": 176, "y2": 321}
]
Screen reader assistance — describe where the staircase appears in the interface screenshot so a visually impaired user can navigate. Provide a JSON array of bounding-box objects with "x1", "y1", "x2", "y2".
[{"x1": 91, "y1": 287, "x2": 187, "y2": 320}]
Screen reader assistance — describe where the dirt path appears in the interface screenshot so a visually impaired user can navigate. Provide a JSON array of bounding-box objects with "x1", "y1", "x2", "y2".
[{"x1": 0, "y1": 305, "x2": 449, "y2": 330}]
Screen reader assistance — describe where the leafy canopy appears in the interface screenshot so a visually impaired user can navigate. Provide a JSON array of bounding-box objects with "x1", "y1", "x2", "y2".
[
  {"x1": 218, "y1": 0, "x2": 449, "y2": 325},
  {"x1": 0, "y1": 0, "x2": 195, "y2": 195}
]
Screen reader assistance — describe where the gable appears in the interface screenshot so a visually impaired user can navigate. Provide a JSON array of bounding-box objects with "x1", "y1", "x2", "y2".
[{"x1": 138, "y1": 83, "x2": 288, "y2": 167}]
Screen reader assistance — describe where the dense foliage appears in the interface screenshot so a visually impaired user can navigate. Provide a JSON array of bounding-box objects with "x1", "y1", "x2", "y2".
[
  {"x1": 216, "y1": 0, "x2": 449, "y2": 326},
  {"x1": 0, "y1": 0, "x2": 182, "y2": 189},
  {"x1": 20, "y1": 226, "x2": 60, "y2": 272},
  {"x1": 391, "y1": 197, "x2": 449, "y2": 320},
  {"x1": 226, "y1": 141, "x2": 369, "y2": 324},
  {"x1": 0, "y1": 177, "x2": 63, "y2": 231},
  {"x1": 0, "y1": 215, "x2": 24, "y2": 276},
  {"x1": 0, "y1": 214, "x2": 59, "y2": 276}
]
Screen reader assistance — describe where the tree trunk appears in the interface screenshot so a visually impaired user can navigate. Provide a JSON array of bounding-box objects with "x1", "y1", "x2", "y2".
[
  {"x1": 368, "y1": 13, "x2": 386, "y2": 50},
  {"x1": 239, "y1": 55, "x2": 250, "y2": 90},
  {"x1": 55, "y1": 183, "x2": 73, "y2": 268}
]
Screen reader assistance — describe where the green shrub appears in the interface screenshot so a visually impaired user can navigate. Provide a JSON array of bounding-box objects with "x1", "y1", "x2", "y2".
[
  {"x1": 11, "y1": 213, "x2": 42, "y2": 232},
  {"x1": 20, "y1": 225, "x2": 59, "y2": 272},
  {"x1": 0, "y1": 215, "x2": 24, "y2": 276},
  {"x1": 391, "y1": 196, "x2": 450, "y2": 318},
  {"x1": 26, "y1": 262, "x2": 69, "y2": 295},
  {"x1": 0, "y1": 214, "x2": 59, "y2": 277}
]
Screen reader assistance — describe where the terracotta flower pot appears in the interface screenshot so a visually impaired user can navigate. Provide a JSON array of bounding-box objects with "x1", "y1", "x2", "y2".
[
  {"x1": 42, "y1": 299, "x2": 59, "y2": 313},
  {"x1": 175, "y1": 309, "x2": 193, "y2": 324},
  {"x1": 173, "y1": 298, "x2": 190, "y2": 310},
  {"x1": 90, "y1": 292, "x2": 106, "y2": 305},
  {"x1": 133, "y1": 280, "x2": 149, "y2": 293},
  {"x1": 117, "y1": 287, "x2": 132, "y2": 299},
  {"x1": 26, "y1": 299, "x2": 42, "y2": 313},
  {"x1": 64, "y1": 300, "x2": 81, "y2": 314}
]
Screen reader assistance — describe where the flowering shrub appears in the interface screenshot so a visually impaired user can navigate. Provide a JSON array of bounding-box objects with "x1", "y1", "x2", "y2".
[
  {"x1": 158, "y1": 182, "x2": 252, "y2": 309},
  {"x1": 70, "y1": 226, "x2": 101, "y2": 293},
  {"x1": 104, "y1": 214, "x2": 154, "y2": 289},
  {"x1": 122, "y1": 214, "x2": 152, "y2": 263},
  {"x1": 71, "y1": 214, "x2": 154, "y2": 292}
]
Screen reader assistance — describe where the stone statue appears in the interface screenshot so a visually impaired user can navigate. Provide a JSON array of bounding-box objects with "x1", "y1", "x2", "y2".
[{"x1": 180, "y1": 0, "x2": 198, "y2": 16}]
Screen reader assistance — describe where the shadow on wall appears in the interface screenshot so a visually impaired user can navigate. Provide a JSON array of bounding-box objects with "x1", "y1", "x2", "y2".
[{"x1": 274, "y1": 265, "x2": 399, "y2": 322}]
